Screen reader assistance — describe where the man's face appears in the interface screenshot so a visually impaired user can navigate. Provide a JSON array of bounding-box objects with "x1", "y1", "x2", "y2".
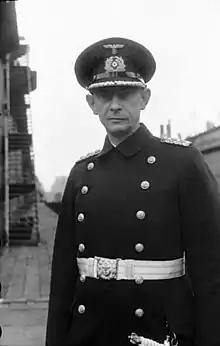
[{"x1": 86, "y1": 86, "x2": 151, "y2": 137}]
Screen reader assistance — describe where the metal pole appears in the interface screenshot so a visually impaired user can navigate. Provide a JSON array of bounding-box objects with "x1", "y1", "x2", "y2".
[{"x1": 3, "y1": 54, "x2": 10, "y2": 247}]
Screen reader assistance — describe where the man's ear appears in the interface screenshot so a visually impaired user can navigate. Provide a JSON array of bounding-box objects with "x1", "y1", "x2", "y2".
[
  {"x1": 140, "y1": 87, "x2": 151, "y2": 110},
  {"x1": 86, "y1": 94, "x2": 98, "y2": 115}
]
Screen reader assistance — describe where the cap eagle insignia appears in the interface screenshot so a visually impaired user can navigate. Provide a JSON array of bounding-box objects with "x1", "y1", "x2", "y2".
[{"x1": 103, "y1": 43, "x2": 124, "y2": 55}]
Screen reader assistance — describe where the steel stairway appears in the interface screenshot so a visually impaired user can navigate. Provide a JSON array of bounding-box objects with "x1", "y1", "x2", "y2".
[{"x1": 3, "y1": 42, "x2": 40, "y2": 245}]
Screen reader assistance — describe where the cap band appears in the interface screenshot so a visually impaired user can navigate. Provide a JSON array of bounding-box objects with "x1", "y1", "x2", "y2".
[{"x1": 93, "y1": 71, "x2": 145, "y2": 82}]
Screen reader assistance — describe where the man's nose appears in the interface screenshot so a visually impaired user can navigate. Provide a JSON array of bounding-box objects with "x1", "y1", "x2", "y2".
[{"x1": 109, "y1": 95, "x2": 122, "y2": 111}]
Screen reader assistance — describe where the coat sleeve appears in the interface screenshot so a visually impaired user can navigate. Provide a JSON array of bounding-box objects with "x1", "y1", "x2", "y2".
[
  {"x1": 45, "y1": 167, "x2": 78, "y2": 346},
  {"x1": 179, "y1": 147, "x2": 220, "y2": 346}
]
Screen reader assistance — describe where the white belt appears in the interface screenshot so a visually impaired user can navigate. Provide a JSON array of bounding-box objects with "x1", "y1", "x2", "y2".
[{"x1": 77, "y1": 256, "x2": 185, "y2": 281}]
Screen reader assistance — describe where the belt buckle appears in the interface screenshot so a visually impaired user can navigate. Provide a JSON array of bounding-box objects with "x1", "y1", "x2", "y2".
[{"x1": 95, "y1": 257, "x2": 119, "y2": 280}]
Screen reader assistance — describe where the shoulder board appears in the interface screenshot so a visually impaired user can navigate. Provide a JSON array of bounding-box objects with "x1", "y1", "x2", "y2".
[
  {"x1": 76, "y1": 149, "x2": 101, "y2": 163},
  {"x1": 160, "y1": 137, "x2": 191, "y2": 147}
]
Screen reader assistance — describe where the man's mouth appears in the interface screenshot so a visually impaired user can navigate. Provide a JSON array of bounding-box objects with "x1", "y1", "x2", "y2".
[{"x1": 109, "y1": 118, "x2": 126, "y2": 121}]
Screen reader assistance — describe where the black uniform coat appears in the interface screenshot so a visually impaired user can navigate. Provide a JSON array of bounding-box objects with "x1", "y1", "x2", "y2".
[{"x1": 45, "y1": 124, "x2": 220, "y2": 346}]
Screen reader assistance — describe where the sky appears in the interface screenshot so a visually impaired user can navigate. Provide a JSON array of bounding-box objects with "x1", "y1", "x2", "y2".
[{"x1": 15, "y1": 0, "x2": 220, "y2": 191}]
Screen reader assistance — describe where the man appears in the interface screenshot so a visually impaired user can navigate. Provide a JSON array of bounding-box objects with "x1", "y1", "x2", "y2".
[{"x1": 45, "y1": 37, "x2": 220, "y2": 346}]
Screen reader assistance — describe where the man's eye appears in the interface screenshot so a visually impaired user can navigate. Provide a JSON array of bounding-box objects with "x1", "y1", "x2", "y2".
[
  {"x1": 94, "y1": 91, "x2": 112, "y2": 100},
  {"x1": 119, "y1": 91, "x2": 130, "y2": 98},
  {"x1": 100, "y1": 94, "x2": 112, "y2": 100}
]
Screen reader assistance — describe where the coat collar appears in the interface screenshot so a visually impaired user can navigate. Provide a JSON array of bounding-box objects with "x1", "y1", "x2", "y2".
[{"x1": 99, "y1": 123, "x2": 154, "y2": 158}]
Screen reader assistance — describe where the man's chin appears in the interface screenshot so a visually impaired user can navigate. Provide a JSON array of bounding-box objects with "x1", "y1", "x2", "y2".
[{"x1": 107, "y1": 122, "x2": 130, "y2": 134}]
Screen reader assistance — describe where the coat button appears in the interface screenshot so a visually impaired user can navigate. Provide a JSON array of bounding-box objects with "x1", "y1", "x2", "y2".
[
  {"x1": 78, "y1": 243, "x2": 85, "y2": 252},
  {"x1": 135, "y1": 308, "x2": 144, "y2": 317},
  {"x1": 78, "y1": 305, "x2": 86, "y2": 314},
  {"x1": 87, "y1": 162, "x2": 94, "y2": 170},
  {"x1": 136, "y1": 210, "x2": 146, "y2": 220},
  {"x1": 147, "y1": 156, "x2": 156, "y2": 164},
  {"x1": 135, "y1": 276, "x2": 144, "y2": 284},
  {"x1": 135, "y1": 243, "x2": 144, "y2": 252},
  {"x1": 141, "y1": 181, "x2": 150, "y2": 190},
  {"x1": 81, "y1": 186, "x2": 89, "y2": 194},
  {"x1": 80, "y1": 275, "x2": 86, "y2": 282},
  {"x1": 77, "y1": 213, "x2": 85, "y2": 222}
]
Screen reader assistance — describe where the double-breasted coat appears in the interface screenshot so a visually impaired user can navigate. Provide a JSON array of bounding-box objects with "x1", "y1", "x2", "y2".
[{"x1": 45, "y1": 124, "x2": 220, "y2": 346}]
